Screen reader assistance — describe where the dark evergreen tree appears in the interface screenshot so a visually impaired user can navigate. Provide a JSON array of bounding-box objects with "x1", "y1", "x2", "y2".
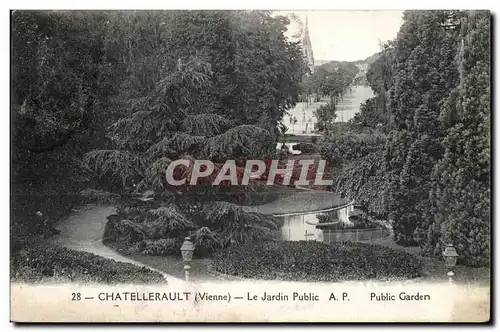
[
  {"x1": 384, "y1": 11, "x2": 460, "y2": 245},
  {"x1": 426, "y1": 11, "x2": 490, "y2": 266}
]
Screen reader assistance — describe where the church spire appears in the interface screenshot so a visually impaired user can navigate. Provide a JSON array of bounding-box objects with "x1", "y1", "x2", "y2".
[
  {"x1": 302, "y1": 13, "x2": 314, "y2": 74},
  {"x1": 303, "y1": 14, "x2": 311, "y2": 46}
]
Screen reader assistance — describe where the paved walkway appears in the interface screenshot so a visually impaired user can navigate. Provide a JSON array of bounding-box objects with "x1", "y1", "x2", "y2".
[
  {"x1": 334, "y1": 85, "x2": 374, "y2": 122},
  {"x1": 285, "y1": 85, "x2": 375, "y2": 134},
  {"x1": 286, "y1": 100, "x2": 326, "y2": 135}
]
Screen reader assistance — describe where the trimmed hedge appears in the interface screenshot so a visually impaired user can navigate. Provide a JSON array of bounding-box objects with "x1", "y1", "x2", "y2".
[
  {"x1": 213, "y1": 241, "x2": 422, "y2": 282},
  {"x1": 11, "y1": 245, "x2": 165, "y2": 284}
]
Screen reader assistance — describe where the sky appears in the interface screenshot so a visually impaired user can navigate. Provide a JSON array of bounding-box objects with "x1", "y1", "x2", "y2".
[{"x1": 277, "y1": 10, "x2": 404, "y2": 62}]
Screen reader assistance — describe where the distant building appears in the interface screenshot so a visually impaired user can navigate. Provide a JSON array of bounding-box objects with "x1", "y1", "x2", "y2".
[
  {"x1": 355, "y1": 62, "x2": 368, "y2": 72},
  {"x1": 354, "y1": 61, "x2": 369, "y2": 86},
  {"x1": 302, "y1": 15, "x2": 314, "y2": 75}
]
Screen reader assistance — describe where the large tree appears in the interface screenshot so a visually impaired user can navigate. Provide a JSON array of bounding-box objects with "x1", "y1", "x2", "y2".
[
  {"x1": 425, "y1": 11, "x2": 490, "y2": 266},
  {"x1": 83, "y1": 10, "x2": 308, "y2": 249},
  {"x1": 383, "y1": 11, "x2": 461, "y2": 245}
]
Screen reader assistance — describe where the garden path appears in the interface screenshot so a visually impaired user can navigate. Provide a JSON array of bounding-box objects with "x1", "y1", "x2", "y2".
[
  {"x1": 50, "y1": 205, "x2": 186, "y2": 287},
  {"x1": 286, "y1": 85, "x2": 375, "y2": 135}
]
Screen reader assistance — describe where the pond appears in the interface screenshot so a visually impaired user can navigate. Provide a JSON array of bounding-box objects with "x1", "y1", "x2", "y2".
[
  {"x1": 278, "y1": 203, "x2": 390, "y2": 243},
  {"x1": 279, "y1": 203, "x2": 355, "y2": 242}
]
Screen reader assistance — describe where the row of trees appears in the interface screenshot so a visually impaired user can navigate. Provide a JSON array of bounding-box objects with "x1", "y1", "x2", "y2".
[
  {"x1": 333, "y1": 10, "x2": 490, "y2": 266},
  {"x1": 300, "y1": 62, "x2": 359, "y2": 104},
  {"x1": 299, "y1": 62, "x2": 359, "y2": 132},
  {"x1": 12, "y1": 11, "x2": 310, "y2": 249}
]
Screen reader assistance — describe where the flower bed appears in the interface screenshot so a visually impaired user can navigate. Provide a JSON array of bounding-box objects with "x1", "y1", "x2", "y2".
[
  {"x1": 213, "y1": 241, "x2": 422, "y2": 282},
  {"x1": 11, "y1": 245, "x2": 165, "y2": 284}
]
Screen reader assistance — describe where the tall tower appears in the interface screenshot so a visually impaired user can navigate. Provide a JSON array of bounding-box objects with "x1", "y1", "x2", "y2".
[{"x1": 302, "y1": 15, "x2": 315, "y2": 74}]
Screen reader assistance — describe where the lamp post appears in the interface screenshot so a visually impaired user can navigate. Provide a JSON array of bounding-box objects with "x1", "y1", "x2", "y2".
[
  {"x1": 180, "y1": 237, "x2": 195, "y2": 282},
  {"x1": 442, "y1": 243, "x2": 459, "y2": 284}
]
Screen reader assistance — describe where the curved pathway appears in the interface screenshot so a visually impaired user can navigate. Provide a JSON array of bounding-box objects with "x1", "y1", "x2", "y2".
[{"x1": 50, "y1": 205, "x2": 186, "y2": 287}]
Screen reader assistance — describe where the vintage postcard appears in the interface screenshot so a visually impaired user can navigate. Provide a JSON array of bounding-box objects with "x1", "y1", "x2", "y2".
[{"x1": 10, "y1": 9, "x2": 491, "y2": 323}]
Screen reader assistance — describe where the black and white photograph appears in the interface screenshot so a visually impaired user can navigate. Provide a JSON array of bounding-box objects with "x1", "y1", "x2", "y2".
[{"x1": 9, "y1": 8, "x2": 491, "y2": 323}]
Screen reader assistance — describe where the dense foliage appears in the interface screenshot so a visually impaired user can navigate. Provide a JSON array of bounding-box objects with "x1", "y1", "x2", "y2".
[
  {"x1": 213, "y1": 241, "x2": 423, "y2": 281},
  {"x1": 11, "y1": 12, "x2": 120, "y2": 237},
  {"x1": 383, "y1": 11, "x2": 490, "y2": 266},
  {"x1": 384, "y1": 11, "x2": 461, "y2": 246},
  {"x1": 292, "y1": 142, "x2": 318, "y2": 153},
  {"x1": 426, "y1": 12, "x2": 491, "y2": 266},
  {"x1": 320, "y1": 126, "x2": 387, "y2": 214}
]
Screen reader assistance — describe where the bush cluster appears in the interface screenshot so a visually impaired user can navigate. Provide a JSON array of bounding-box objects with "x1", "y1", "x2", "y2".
[
  {"x1": 11, "y1": 245, "x2": 165, "y2": 284},
  {"x1": 213, "y1": 241, "x2": 422, "y2": 282}
]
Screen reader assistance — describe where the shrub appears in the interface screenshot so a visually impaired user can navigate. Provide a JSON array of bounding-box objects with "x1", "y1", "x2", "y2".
[
  {"x1": 79, "y1": 189, "x2": 120, "y2": 205},
  {"x1": 145, "y1": 205, "x2": 196, "y2": 237},
  {"x1": 11, "y1": 245, "x2": 165, "y2": 284},
  {"x1": 190, "y1": 227, "x2": 220, "y2": 257},
  {"x1": 105, "y1": 203, "x2": 195, "y2": 244},
  {"x1": 11, "y1": 193, "x2": 81, "y2": 243},
  {"x1": 103, "y1": 218, "x2": 146, "y2": 243},
  {"x1": 213, "y1": 241, "x2": 422, "y2": 282},
  {"x1": 131, "y1": 238, "x2": 182, "y2": 256},
  {"x1": 198, "y1": 201, "x2": 282, "y2": 246},
  {"x1": 320, "y1": 130, "x2": 386, "y2": 165}
]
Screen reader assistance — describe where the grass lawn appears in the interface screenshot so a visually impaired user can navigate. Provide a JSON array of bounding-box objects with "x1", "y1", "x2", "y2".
[
  {"x1": 358, "y1": 233, "x2": 490, "y2": 286},
  {"x1": 419, "y1": 257, "x2": 490, "y2": 286}
]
